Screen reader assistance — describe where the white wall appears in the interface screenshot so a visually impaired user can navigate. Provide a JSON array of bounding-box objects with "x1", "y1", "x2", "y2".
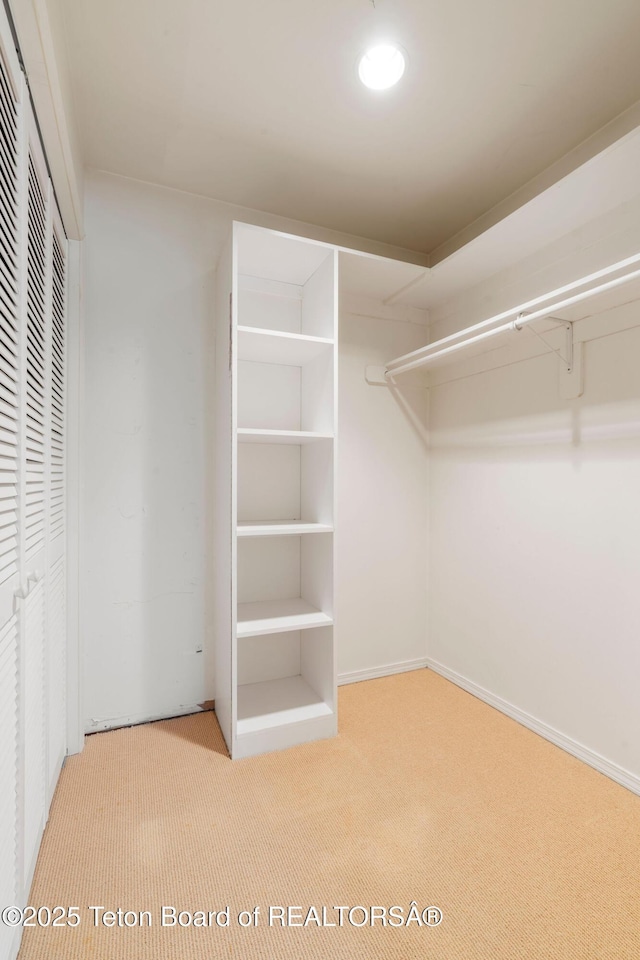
[
  {"x1": 83, "y1": 172, "x2": 430, "y2": 728},
  {"x1": 337, "y1": 303, "x2": 429, "y2": 681},
  {"x1": 427, "y1": 225, "x2": 640, "y2": 789},
  {"x1": 82, "y1": 173, "x2": 219, "y2": 729}
]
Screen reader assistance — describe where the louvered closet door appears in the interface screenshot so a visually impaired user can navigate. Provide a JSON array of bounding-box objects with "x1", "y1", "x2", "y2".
[
  {"x1": 23, "y1": 134, "x2": 52, "y2": 881},
  {"x1": 22, "y1": 125, "x2": 69, "y2": 884},
  {"x1": 0, "y1": 34, "x2": 22, "y2": 960},
  {"x1": 0, "y1": 8, "x2": 70, "y2": 937},
  {"x1": 47, "y1": 224, "x2": 66, "y2": 794}
]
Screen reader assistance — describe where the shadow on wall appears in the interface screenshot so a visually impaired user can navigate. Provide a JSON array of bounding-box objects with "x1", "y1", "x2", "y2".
[
  {"x1": 429, "y1": 398, "x2": 640, "y2": 461},
  {"x1": 387, "y1": 373, "x2": 429, "y2": 449}
]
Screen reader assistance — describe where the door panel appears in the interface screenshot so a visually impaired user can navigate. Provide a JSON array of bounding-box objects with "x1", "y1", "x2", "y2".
[
  {"x1": 0, "y1": 614, "x2": 18, "y2": 960},
  {"x1": 0, "y1": 16, "x2": 69, "y2": 955},
  {"x1": 0, "y1": 33, "x2": 22, "y2": 960},
  {"x1": 23, "y1": 579, "x2": 45, "y2": 879}
]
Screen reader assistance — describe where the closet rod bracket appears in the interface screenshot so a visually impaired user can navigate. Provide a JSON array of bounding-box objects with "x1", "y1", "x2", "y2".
[
  {"x1": 514, "y1": 314, "x2": 582, "y2": 398},
  {"x1": 365, "y1": 364, "x2": 390, "y2": 385},
  {"x1": 515, "y1": 314, "x2": 574, "y2": 371},
  {"x1": 559, "y1": 321, "x2": 583, "y2": 398}
]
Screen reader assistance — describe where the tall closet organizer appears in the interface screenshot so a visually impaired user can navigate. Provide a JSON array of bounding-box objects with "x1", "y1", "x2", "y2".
[
  {"x1": 0, "y1": 19, "x2": 68, "y2": 960},
  {"x1": 214, "y1": 223, "x2": 338, "y2": 759}
]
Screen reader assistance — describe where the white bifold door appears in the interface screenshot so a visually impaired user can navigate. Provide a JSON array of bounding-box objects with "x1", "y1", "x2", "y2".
[{"x1": 0, "y1": 17, "x2": 68, "y2": 960}]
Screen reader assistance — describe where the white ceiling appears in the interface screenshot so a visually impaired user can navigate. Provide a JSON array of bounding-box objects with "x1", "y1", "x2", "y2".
[{"x1": 60, "y1": 0, "x2": 640, "y2": 257}]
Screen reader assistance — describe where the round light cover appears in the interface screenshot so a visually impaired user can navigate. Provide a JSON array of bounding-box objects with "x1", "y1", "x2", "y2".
[{"x1": 358, "y1": 43, "x2": 406, "y2": 90}]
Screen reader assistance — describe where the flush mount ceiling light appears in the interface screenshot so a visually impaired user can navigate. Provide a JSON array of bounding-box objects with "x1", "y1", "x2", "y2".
[{"x1": 358, "y1": 43, "x2": 406, "y2": 90}]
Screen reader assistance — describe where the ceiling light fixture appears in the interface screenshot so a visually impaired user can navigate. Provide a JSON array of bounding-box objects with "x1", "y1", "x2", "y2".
[{"x1": 358, "y1": 43, "x2": 406, "y2": 90}]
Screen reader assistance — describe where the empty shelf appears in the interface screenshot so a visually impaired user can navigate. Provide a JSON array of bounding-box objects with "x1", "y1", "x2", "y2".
[
  {"x1": 237, "y1": 521, "x2": 333, "y2": 537},
  {"x1": 237, "y1": 675, "x2": 333, "y2": 735},
  {"x1": 238, "y1": 325, "x2": 333, "y2": 365},
  {"x1": 237, "y1": 428, "x2": 333, "y2": 444},
  {"x1": 237, "y1": 598, "x2": 333, "y2": 638}
]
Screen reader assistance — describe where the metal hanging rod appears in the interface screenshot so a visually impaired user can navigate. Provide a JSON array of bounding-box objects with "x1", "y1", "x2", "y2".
[{"x1": 384, "y1": 253, "x2": 640, "y2": 379}]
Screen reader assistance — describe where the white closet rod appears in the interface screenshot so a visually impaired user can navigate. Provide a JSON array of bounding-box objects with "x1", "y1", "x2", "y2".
[{"x1": 385, "y1": 252, "x2": 640, "y2": 378}]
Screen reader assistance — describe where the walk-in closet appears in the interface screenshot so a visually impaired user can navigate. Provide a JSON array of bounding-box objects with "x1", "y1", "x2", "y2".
[{"x1": 3, "y1": 1, "x2": 640, "y2": 958}]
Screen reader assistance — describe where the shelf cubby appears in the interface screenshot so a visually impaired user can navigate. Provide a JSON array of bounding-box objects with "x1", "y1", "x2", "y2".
[
  {"x1": 236, "y1": 533, "x2": 332, "y2": 612},
  {"x1": 236, "y1": 623, "x2": 335, "y2": 750},
  {"x1": 237, "y1": 438, "x2": 333, "y2": 530},
  {"x1": 237, "y1": 675, "x2": 333, "y2": 736},
  {"x1": 238, "y1": 351, "x2": 334, "y2": 435}
]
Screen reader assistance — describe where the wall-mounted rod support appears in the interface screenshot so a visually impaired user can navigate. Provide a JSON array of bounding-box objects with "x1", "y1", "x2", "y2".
[
  {"x1": 523, "y1": 319, "x2": 573, "y2": 370},
  {"x1": 384, "y1": 257, "x2": 640, "y2": 378},
  {"x1": 565, "y1": 322, "x2": 573, "y2": 374}
]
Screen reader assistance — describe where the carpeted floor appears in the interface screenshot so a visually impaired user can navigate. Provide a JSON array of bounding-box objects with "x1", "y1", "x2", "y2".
[{"x1": 18, "y1": 670, "x2": 640, "y2": 959}]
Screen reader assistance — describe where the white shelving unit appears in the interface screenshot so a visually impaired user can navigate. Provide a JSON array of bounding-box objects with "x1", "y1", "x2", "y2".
[{"x1": 214, "y1": 223, "x2": 338, "y2": 759}]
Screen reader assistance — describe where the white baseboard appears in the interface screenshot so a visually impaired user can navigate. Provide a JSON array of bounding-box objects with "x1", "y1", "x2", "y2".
[
  {"x1": 427, "y1": 659, "x2": 640, "y2": 797},
  {"x1": 85, "y1": 703, "x2": 208, "y2": 734},
  {"x1": 338, "y1": 658, "x2": 428, "y2": 686}
]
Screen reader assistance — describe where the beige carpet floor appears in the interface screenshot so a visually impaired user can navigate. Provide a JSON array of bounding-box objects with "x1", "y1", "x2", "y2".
[{"x1": 18, "y1": 670, "x2": 640, "y2": 959}]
